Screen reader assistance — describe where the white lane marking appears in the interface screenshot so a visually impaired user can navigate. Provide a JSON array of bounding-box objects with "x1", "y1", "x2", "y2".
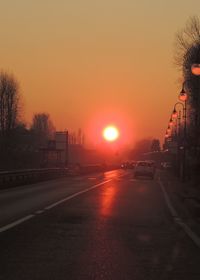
[
  {"x1": 35, "y1": 210, "x2": 45, "y2": 214},
  {"x1": 45, "y1": 179, "x2": 112, "y2": 210},
  {"x1": 158, "y1": 179, "x2": 178, "y2": 217},
  {"x1": 158, "y1": 178, "x2": 200, "y2": 249},
  {"x1": 0, "y1": 215, "x2": 35, "y2": 233},
  {"x1": 0, "y1": 179, "x2": 112, "y2": 233}
]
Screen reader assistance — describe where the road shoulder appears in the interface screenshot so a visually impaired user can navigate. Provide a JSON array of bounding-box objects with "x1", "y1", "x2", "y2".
[{"x1": 158, "y1": 170, "x2": 200, "y2": 248}]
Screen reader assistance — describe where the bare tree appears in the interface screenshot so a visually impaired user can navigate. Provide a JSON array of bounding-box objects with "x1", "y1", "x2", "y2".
[
  {"x1": 174, "y1": 16, "x2": 200, "y2": 183},
  {"x1": 174, "y1": 16, "x2": 200, "y2": 70},
  {"x1": 0, "y1": 71, "x2": 25, "y2": 168},
  {"x1": 0, "y1": 71, "x2": 21, "y2": 135},
  {"x1": 174, "y1": 17, "x2": 200, "y2": 134},
  {"x1": 151, "y1": 139, "x2": 161, "y2": 152},
  {"x1": 31, "y1": 113, "x2": 55, "y2": 146}
]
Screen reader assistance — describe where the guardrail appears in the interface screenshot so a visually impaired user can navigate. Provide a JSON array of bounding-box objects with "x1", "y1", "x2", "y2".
[
  {"x1": 0, "y1": 168, "x2": 68, "y2": 189},
  {"x1": 0, "y1": 164, "x2": 120, "y2": 190}
]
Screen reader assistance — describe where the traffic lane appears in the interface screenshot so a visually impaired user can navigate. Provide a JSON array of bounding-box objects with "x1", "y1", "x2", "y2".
[
  {"x1": 0, "y1": 170, "x2": 126, "y2": 228},
  {"x1": 76, "y1": 177, "x2": 200, "y2": 279},
  {"x1": 0, "y1": 173, "x2": 199, "y2": 279}
]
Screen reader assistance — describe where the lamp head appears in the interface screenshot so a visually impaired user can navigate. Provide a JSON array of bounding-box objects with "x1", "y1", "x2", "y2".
[
  {"x1": 191, "y1": 64, "x2": 200, "y2": 76},
  {"x1": 179, "y1": 92, "x2": 188, "y2": 101},
  {"x1": 169, "y1": 118, "x2": 173, "y2": 126},
  {"x1": 172, "y1": 109, "x2": 178, "y2": 118}
]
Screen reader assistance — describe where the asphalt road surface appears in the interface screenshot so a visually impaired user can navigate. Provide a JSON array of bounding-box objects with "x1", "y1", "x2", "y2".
[{"x1": 0, "y1": 170, "x2": 200, "y2": 280}]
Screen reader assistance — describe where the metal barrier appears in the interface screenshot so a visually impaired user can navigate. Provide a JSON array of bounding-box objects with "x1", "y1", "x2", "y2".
[
  {"x1": 0, "y1": 165, "x2": 119, "y2": 190},
  {"x1": 0, "y1": 168, "x2": 68, "y2": 189}
]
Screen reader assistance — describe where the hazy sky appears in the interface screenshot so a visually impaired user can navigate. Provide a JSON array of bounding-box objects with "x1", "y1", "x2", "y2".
[{"x1": 0, "y1": 0, "x2": 200, "y2": 146}]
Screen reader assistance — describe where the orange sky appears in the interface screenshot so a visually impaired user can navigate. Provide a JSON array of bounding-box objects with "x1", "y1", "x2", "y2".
[{"x1": 0, "y1": 0, "x2": 200, "y2": 147}]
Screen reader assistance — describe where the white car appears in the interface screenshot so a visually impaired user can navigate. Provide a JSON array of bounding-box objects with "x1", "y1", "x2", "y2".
[{"x1": 134, "y1": 161, "x2": 155, "y2": 179}]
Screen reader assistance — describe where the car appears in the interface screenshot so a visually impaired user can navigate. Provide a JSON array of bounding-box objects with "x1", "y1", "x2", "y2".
[
  {"x1": 161, "y1": 162, "x2": 172, "y2": 169},
  {"x1": 146, "y1": 160, "x2": 156, "y2": 168},
  {"x1": 130, "y1": 161, "x2": 137, "y2": 169},
  {"x1": 134, "y1": 161, "x2": 155, "y2": 179},
  {"x1": 121, "y1": 161, "x2": 136, "y2": 169},
  {"x1": 121, "y1": 162, "x2": 128, "y2": 169}
]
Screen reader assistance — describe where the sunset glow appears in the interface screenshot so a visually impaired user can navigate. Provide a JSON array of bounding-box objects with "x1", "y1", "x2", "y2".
[
  {"x1": 0, "y1": 1, "x2": 198, "y2": 145},
  {"x1": 103, "y1": 126, "x2": 119, "y2": 142}
]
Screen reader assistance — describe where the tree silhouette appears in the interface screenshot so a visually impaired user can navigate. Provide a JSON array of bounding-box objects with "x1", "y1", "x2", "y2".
[
  {"x1": 31, "y1": 113, "x2": 55, "y2": 147},
  {"x1": 0, "y1": 71, "x2": 21, "y2": 136},
  {"x1": 150, "y1": 139, "x2": 161, "y2": 152}
]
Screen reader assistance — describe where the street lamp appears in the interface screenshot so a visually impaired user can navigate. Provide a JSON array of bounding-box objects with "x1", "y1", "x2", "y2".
[
  {"x1": 172, "y1": 109, "x2": 178, "y2": 119},
  {"x1": 163, "y1": 127, "x2": 171, "y2": 151},
  {"x1": 191, "y1": 64, "x2": 200, "y2": 76},
  {"x1": 172, "y1": 103, "x2": 184, "y2": 176},
  {"x1": 179, "y1": 84, "x2": 188, "y2": 145},
  {"x1": 173, "y1": 83, "x2": 188, "y2": 181},
  {"x1": 165, "y1": 133, "x2": 169, "y2": 138},
  {"x1": 169, "y1": 117, "x2": 173, "y2": 126},
  {"x1": 172, "y1": 105, "x2": 183, "y2": 136},
  {"x1": 166, "y1": 125, "x2": 171, "y2": 134}
]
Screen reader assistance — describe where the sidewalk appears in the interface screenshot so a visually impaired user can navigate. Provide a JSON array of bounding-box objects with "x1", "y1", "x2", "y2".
[{"x1": 158, "y1": 169, "x2": 200, "y2": 235}]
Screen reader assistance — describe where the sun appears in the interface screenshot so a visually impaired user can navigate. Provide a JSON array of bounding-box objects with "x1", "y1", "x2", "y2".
[{"x1": 103, "y1": 126, "x2": 119, "y2": 142}]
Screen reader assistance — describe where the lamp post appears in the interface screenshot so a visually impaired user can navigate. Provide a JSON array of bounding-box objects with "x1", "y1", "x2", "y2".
[
  {"x1": 167, "y1": 125, "x2": 171, "y2": 132},
  {"x1": 169, "y1": 117, "x2": 173, "y2": 125},
  {"x1": 190, "y1": 63, "x2": 200, "y2": 184},
  {"x1": 172, "y1": 102, "x2": 185, "y2": 136},
  {"x1": 191, "y1": 63, "x2": 200, "y2": 151},
  {"x1": 179, "y1": 84, "x2": 188, "y2": 139},
  {"x1": 172, "y1": 102, "x2": 185, "y2": 178},
  {"x1": 172, "y1": 108, "x2": 181, "y2": 138},
  {"x1": 168, "y1": 117, "x2": 177, "y2": 142},
  {"x1": 173, "y1": 83, "x2": 188, "y2": 181}
]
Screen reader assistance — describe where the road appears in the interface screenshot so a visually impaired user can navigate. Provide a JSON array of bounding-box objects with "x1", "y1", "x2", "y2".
[{"x1": 0, "y1": 169, "x2": 200, "y2": 279}]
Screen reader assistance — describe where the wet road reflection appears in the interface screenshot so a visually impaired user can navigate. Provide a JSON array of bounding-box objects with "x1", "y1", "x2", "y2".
[
  {"x1": 103, "y1": 169, "x2": 122, "y2": 180},
  {"x1": 100, "y1": 170, "x2": 121, "y2": 216},
  {"x1": 100, "y1": 185, "x2": 116, "y2": 216},
  {"x1": 1, "y1": 170, "x2": 199, "y2": 280}
]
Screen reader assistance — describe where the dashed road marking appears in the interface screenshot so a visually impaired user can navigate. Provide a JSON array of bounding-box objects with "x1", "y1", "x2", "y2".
[
  {"x1": 158, "y1": 177, "x2": 200, "y2": 249},
  {"x1": 0, "y1": 179, "x2": 112, "y2": 233},
  {"x1": 0, "y1": 215, "x2": 35, "y2": 233},
  {"x1": 44, "y1": 179, "x2": 111, "y2": 210},
  {"x1": 35, "y1": 210, "x2": 45, "y2": 214}
]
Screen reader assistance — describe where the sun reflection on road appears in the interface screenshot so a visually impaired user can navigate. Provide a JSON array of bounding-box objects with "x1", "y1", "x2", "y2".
[
  {"x1": 101, "y1": 186, "x2": 116, "y2": 216},
  {"x1": 99, "y1": 170, "x2": 120, "y2": 216},
  {"x1": 103, "y1": 170, "x2": 120, "y2": 180}
]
